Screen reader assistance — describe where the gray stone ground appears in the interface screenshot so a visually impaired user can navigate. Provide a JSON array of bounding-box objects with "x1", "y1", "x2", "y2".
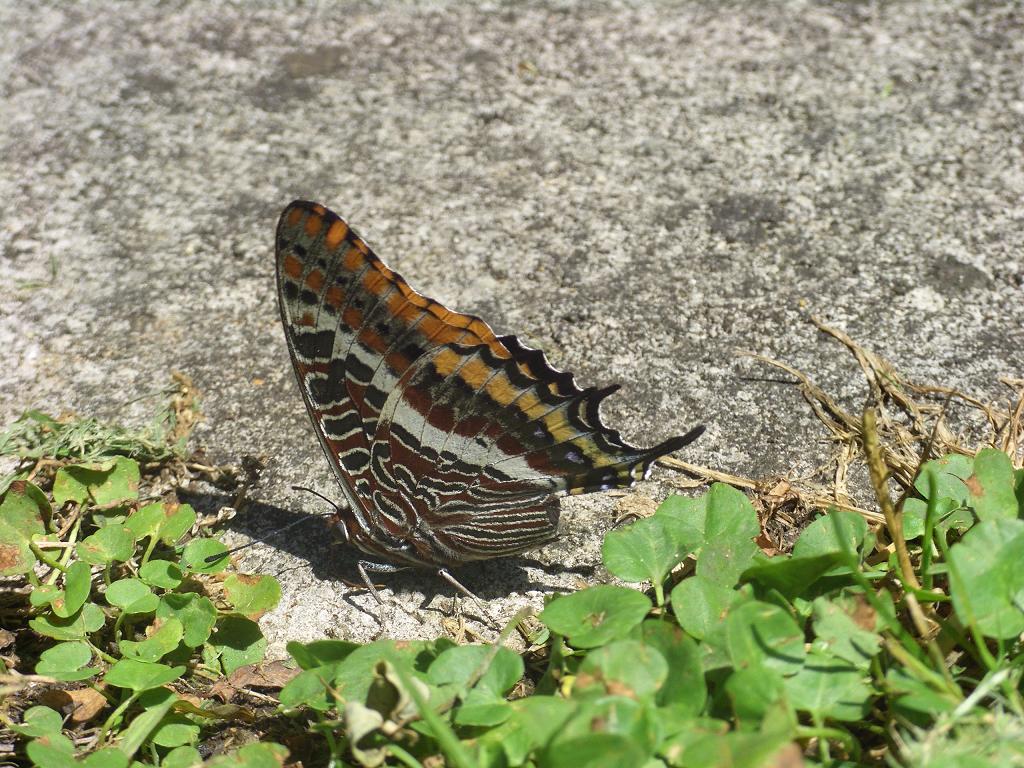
[{"x1": 1, "y1": 2, "x2": 1022, "y2": 656}]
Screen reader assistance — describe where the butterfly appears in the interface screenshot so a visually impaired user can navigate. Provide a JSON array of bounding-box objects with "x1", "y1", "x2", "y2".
[{"x1": 275, "y1": 200, "x2": 703, "y2": 583}]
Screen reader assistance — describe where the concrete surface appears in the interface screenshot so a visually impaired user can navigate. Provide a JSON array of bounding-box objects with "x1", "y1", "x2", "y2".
[{"x1": 1, "y1": 1, "x2": 1022, "y2": 656}]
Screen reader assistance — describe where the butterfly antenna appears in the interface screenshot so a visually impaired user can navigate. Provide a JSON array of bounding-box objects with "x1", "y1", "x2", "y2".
[
  {"x1": 291, "y1": 485, "x2": 345, "y2": 512},
  {"x1": 203, "y1": 488, "x2": 338, "y2": 564}
]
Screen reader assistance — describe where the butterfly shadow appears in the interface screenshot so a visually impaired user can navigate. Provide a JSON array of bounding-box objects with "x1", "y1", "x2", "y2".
[
  {"x1": 177, "y1": 489, "x2": 596, "y2": 605},
  {"x1": 376, "y1": 555, "x2": 597, "y2": 606}
]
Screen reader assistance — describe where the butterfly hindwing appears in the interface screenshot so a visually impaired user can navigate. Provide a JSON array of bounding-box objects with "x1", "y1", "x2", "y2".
[{"x1": 367, "y1": 339, "x2": 701, "y2": 562}]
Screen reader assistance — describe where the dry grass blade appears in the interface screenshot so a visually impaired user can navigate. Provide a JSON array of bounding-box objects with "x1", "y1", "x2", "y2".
[
  {"x1": 997, "y1": 377, "x2": 1024, "y2": 460},
  {"x1": 740, "y1": 352, "x2": 860, "y2": 441},
  {"x1": 657, "y1": 456, "x2": 757, "y2": 490},
  {"x1": 661, "y1": 316, "x2": 1022, "y2": 547}
]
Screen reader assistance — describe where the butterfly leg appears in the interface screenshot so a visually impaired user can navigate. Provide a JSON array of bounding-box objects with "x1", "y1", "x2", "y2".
[
  {"x1": 436, "y1": 568, "x2": 500, "y2": 632},
  {"x1": 357, "y1": 560, "x2": 406, "y2": 605},
  {"x1": 357, "y1": 560, "x2": 426, "y2": 626}
]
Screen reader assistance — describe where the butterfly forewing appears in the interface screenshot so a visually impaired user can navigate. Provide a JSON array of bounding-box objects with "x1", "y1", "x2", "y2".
[{"x1": 275, "y1": 200, "x2": 702, "y2": 568}]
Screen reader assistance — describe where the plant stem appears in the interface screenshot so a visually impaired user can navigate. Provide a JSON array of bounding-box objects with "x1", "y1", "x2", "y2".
[
  {"x1": 88, "y1": 640, "x2": 119, "y2": 665},
  {"x1": 97, "y1": 690, "x2": 140, "y2": 745},
  {"x1": 935, "y1": 533, "x2": 999, "y2": 672},
  {"x1": 920, "y1": 470, "x2": 940, "y2": 590},
  {"x1": 29, "y1": 542, "x2": 65, "y2": 573},
  {"x1": 842, "y1": 554, "x2": 926, "y2": 665},
  {"x1": 797, "y1": 722, "x2": 860, "y2": 763},
  {"x1": 863, "y1": 408, "x2": 921, "y2": 592},
  {"x1": 812, "y1": 713, "x2": 831, "y2": 763},
  {"x1": 387, "y1": 744, "x2": 425, "y2": 768},
  {"x1": 320, "y1": 724, "x2": 342, "y2": 767},
  {"x1": 141, "y1": 533, "x2": 158, "y2": 566},
  {"x1": 882, "y1": 637, "x2": 959, "y2": 698}
]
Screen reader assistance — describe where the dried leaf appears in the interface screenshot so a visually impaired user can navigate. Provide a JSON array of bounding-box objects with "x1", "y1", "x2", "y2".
[
  {"x1": 39, "y1": 686, "x2": 107, "y2": 724},
  {"x1": 613, "y1": 494, "x2": 659, "y2": 525}
]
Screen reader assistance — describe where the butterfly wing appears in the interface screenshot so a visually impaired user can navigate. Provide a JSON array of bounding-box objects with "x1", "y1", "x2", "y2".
[
  {"x1": 368, "y1": 339, "x2": 702, "y2": 564},
  {"x1": 276, "y1": 200, "x2": 701, "y2": 567}
]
